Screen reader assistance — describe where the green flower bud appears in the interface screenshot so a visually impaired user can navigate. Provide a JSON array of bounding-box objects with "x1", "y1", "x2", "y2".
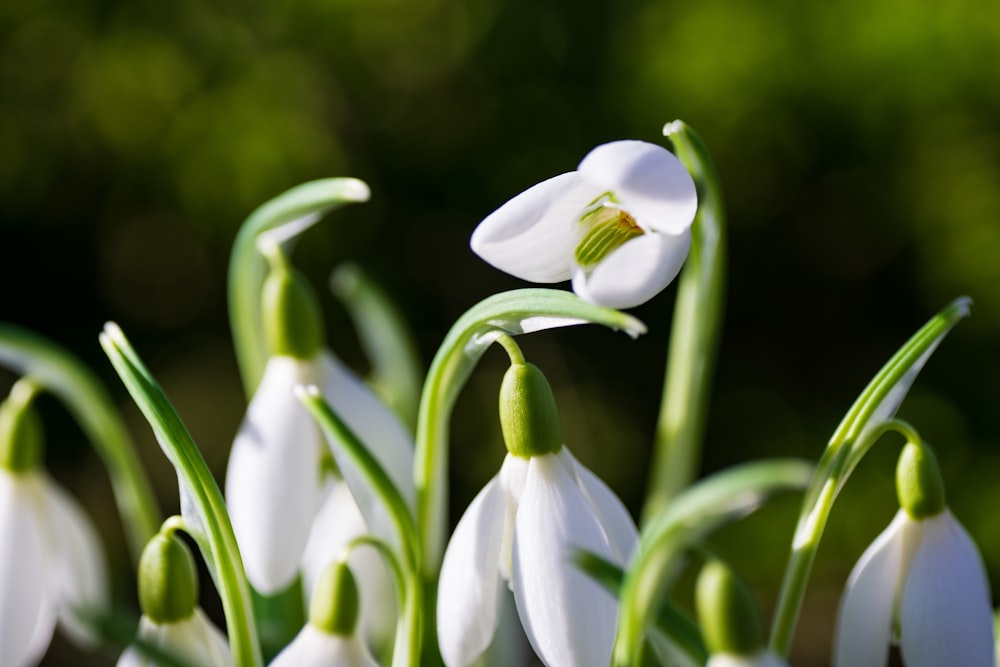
[
  {"x1": 896, "y1": 441, "x2": 946, "y2": 520},
  {"x1": 0, "y1": 383, "x2": 44, "y2": 473},
  {"x1": 262, "y1": 264, "x2": 325, "y2": 360},
  {"x1": 308, "y1": 560, "x2": 360, "y2": 636},
  {"x1": 138, "y1": 528, "x2": 199, "y2": 624},
  {"x1": 499, "y1": 362, "x2": 562, "y2": 459},
  {"x1": 696, "y1": 559, "x2": 765, "y2": 657}
]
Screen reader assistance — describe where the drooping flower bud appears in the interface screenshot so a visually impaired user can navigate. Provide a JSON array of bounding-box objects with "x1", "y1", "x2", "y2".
[
  {"x1": 0, "y1": 381, "x2": 43, "y2": 473},
  {"x1": 499, "y1": 362, "x2": 562, "y2": 459},
  {"x1": 696, "y1": 559, "x2": 766, "y2": 658},
  {"x1": 261, "y1": 251, "x2": 325, "y2": 360},
  {"x1": 137, "y1": 526, "x2": 199, "y2": 624},
  {"x1": 308, "y1": 560, "x2": 362, "y2": 637},
  {"x1": 896, "y1": 441, "x2": 946, "y2": 520}
]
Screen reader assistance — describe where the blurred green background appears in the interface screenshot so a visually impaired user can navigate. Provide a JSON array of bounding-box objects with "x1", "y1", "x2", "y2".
[{"x1": 2, "y1": 0, "x2": 999, "y2": 664}]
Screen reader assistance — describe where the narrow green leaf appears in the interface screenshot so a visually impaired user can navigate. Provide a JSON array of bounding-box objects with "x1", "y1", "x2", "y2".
[
  {"x1": 99, "y1": 323, "x2": 262, "y2": 667},
  {"x1": 615, "y1": 459, "x2": 812, "y2": 666},
  {"x1": 330, "y1": 263, "x2": 423, "y2": 431},
  {"x1": 228, "y1": 178, "x2": 371, "y2": 397},
  {"x1": 413, "y1": 288, "x2": 647, "y2": 575},
  {"x1": 644, "y1": 120, "x2": 727, "y2": 523},
  {"x1": 769, "y1": 297, "x2": 970, "y2": 657},
  {"x1": 0, "y1": 324, "x2": 160, "y2": 563}
]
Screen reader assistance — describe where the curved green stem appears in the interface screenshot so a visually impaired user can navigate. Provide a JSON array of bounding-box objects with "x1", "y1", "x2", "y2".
[
  {"x1": 768, "y1": 297, "x2": 971, "y2": 657},
  {"x1": 643, "y1": 121, "x2": 727, "y2": 524},
  {"x1": 0, "y1": 323, "x2": 160, "y2": 564},
  {"x1": 614, "y1": 459, "x2": 813, "y2": 666},
  {"x1": 100, "y1": 323, "x2": 262, "y2": 667},
  {"x1": 228, "y1": 178, "x2": 371, "y2": 398},
  {"x1": 413, "y1": 288, "x2": 647, "y2": 577}
]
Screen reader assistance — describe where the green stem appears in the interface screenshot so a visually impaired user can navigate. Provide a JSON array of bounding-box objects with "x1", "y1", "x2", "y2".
[
  {"x1": 768, "y1": 297, "x2": 971, "y2": 657},
  {"x1": 100, "y1": 323, "x2": 262, "y2": 667},
  {"x1": 0, "y1": 323, "x2": 160, "y2": 564},
  {"x1": 228, "y1": 178, "x2": 371, "y2": 398},
  {"x1": 643, "y1": 121, "x2": 727, "y2": 524}
]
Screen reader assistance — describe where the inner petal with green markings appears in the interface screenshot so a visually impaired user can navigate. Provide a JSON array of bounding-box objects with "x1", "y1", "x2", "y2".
[{"x1": 574, "y1": 205, "x2": 645, "y2": 270}]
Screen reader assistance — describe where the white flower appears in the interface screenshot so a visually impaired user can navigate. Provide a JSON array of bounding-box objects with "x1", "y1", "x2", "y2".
[
  {"x1": 0, "y1": 468, "x2": 107, "y2": 667},
  {"x1": 707, "y1": 652, "x2": 790, "y2": 667},
  {"x1": 470, "y1": 140, "x2": 698, "y2": 309},
  {"x1": 436, "y1": 446, "x2": 638, "y2": 667},
  {"x1": 115, "y1": 609, "x2": 232, "y2": 667},
  {"x1": 834, "y1": 508, "x2": 995, "y2": 667},
  {"x1": 226, "y1": 350, "x2": 414, "y2": 595},
  {"x1": 268, "y1": 624, "x2": 379, "y2": 667}
]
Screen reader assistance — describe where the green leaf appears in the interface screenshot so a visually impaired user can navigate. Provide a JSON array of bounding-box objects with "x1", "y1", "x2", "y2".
[
  {"x1": 413, "y1": 288, "x2": 646, "y2": 575},
  {"x1": 614, "y1": 459, "x2": 813, "y2": 666},
  {"x1": 769, "y1": 296, "x2": 970, "y2": 657},
  {"x1": 330, "y1": 263, "x2": 423, "y2": 431},
  {"x1": 100, "y1": 323, "x2": 262, "y2": 667},
  {"x1": 0, "y1": 324, "x2": 160, "y2": 562},
  {"x1": 228, "y1": 178, "x2": 370, "y2": 397}
]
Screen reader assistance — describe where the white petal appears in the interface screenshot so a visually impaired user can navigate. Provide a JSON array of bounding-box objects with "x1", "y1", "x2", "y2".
[
  {"x1": 302, "y1": 481, "x2": 397, "y2": 645},
  {"x1": 225, "y1": 356, "x2": 325, "y2": 593},
  {"x1": 320, "y1": 351, "x2": 415, "y2": 512},
  {"x1": 122, "y1": 610, "x2": 232, "y2": 667},
  {"x1": 573, "y1": 229, "x2": 691, "y2": 309},
  {"x1": 437, "y1": 474, "x2": 507, "y2": 667},
  {"x1": 833, "y1": 510, "x2": 912, "y2": 667},
  {"x1": 899, "y1": 511, "x2": 995, "y2": 667},
  {"x1": 707, "y1": 651, "x2": 789, "y2": 667},
  {"x1": 512, "y1": 454, "x2": 618, "y2": 667},
  {"x1": 497, "y1": 454, "x2": 529, "y2": 582},
  {"x1": 269, "y1": 625, "x2": 379, "y2": 667},
  {"x1": 40, "y1": 475, "x2": 108, "y2": 647},
  {"x1": 470, "y1": 172, "x2": 600, "y2": 282},
  {"x1": 577, "y1": 140, "x2": 697, "y2": 235},
  {"x1": 0, "y1": 472, "x2": 54, "y2": 667},
  {"x1": 558, "y1": 448, "x2": 638, "y2": 565}
]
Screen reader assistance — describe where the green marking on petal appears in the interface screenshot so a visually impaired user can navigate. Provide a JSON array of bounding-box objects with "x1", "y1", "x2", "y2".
[{"x1": 575, "y1": 208, "x2": 644, "y2": 269}]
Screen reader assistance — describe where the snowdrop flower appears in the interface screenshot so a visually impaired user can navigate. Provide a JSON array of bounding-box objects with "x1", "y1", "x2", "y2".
[
  {"x1": 834, "y1": 442, "x2": 995, "y2": 667},
  {"x1": 696, "y1": 559, "x2": 790, "y2": 667},
  {"x1": 117, "y1": 523, "x2": 231, "y2": 667},
  {"x1": 269, "y1": 560, "x2": 379, "y2": 667},
  {"x1": 0, "y1": 382, "x2": 108, "y2": 667},
  {"x1": 226, "y1": 253, "x2": 414, "y2": 595},
  {"x1": 471, "y1": 139, "x2": 698, "y2": 309},
  {"x1": 437, "y1": 357, "x2": 638, "y2": 667}
]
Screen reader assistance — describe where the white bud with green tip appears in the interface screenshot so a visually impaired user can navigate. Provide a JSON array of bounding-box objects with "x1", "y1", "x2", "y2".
[
  {"x1": 834, "y1": 438, "x2": 995, "y2": 667},
  {"x1": 0, "y1": 380, "x2": 109, "y2": 666},
  {"x1": 268, "y1": 560, "x2": 379, "y2": 667},
  {"x1": 116, "y1": 521, "x2": 231, "y2": 667}
]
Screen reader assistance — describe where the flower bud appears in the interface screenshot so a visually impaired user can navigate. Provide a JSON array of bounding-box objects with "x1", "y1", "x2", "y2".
[
  {"x1": 138, "y1": 528, "x2": 199, "y2": 624},
  {"x1": 262, "y1": 262, "x2": 324, "y2": 360},
  {"x1": 696, "y1": 559, "x2": 765, "y2": 657},
  {"x1": 499, "y1": 362, "x2": 562, "y2": 459},
  {"x1": 0, "y1": 382, "x2": 43, "y2": 473},
  {"x1": 896, "y1": 441, "x2": 946, "y2": 520},
  {"x1": 309, "y1": 560, "x2": 361, "y2": 636}
]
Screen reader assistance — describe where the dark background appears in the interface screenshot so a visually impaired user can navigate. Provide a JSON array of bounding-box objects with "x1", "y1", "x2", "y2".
[{"x1": 2, "y1": 0, "x2": 999, "y2": 664}]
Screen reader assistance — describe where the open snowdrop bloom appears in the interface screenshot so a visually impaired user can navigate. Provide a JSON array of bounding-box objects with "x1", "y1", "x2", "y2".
[
  {"x1": 470, "y1": 139, "x2": 698, "y2": 309},
  {"x1": 116, "y1": 522, "x2": 231, "y2": 667},
  {"x1": 0, "y1": 381, "x2": 108, "y2": 667},
  {"x1": 437, "y1": 353, "x2": 638, "y2": 667},
  {"x1": 834, "y1": 441, "x2": 995, "y2": 667},
  {"x1": 226, "y1": 249, "x2": 415, "y2": 595},
  {"x1": 269, "y1": 560, "x2": 379, "y2": 667}
]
